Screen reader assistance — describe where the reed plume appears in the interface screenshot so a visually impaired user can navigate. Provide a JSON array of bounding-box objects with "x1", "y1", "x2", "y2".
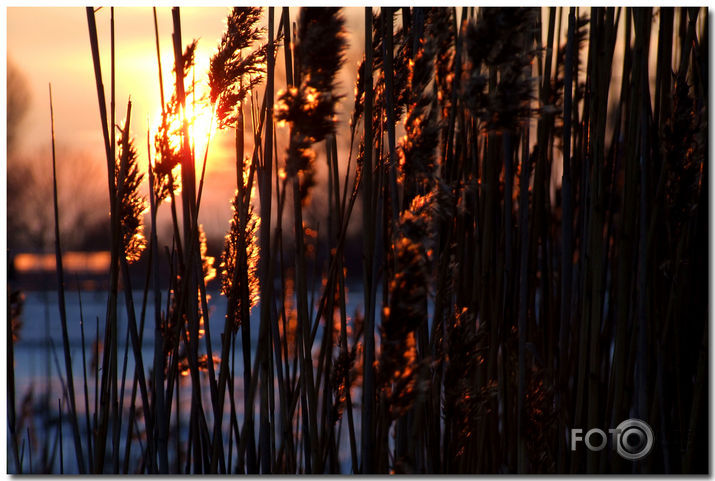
[
  {"x1": 274, "y1": 9, "x2": 346, "y2": 206},
  {"x1": 463, "y1": 8, "x2": 537, "y2": 130},
  {"x1": 663, "y1": 73, "x2": 703, "y2": 235},
  {"x1": 199, "y1": 224, "x2": 216, "y2": 285},
  {"x1": 550, "y1": 13, "x2": 589, "y2": 125},
  {"x1": 153, "y1": 99, "x2": 182, "y2": 202},
  {"x1": 219, "y1": 186, "x2": 261, "y2": 331},
  {"x1": 350, "y1": 58, "x2": 366, "y2": 135},
  {"x1": 153, "y1": 40, "x2": 198, "y2": 202},
  {"x1": 426, "y1": 8, "x2": 455, "y2": 119},
  {"x1": 443, "y1": 307, "x2": 494, "y2": 461},
  {"x1": 209, "y1": 7, "x2": 267, "y2": 129},
  {"x1": 274, "y1": 7, "x2": 347, "y2": 215},
  {"x1": 115, "y1": 123, "x2": 147, "y2": 263},
  {"x1": 399, "y1": 37, "x2": 439, "y2": 185},
  {"x1": 378, "y1": 192, "x2": 437, "y2": 418},
  {"x1": 367, "y1": 10, "x2": 410, "y2": 154},
  {"x1": 330, "y1": 336, "x2": 358, "y2": 424},
  {"x1": 276, "y1": 7, "x2": 347, "y2": 169}
]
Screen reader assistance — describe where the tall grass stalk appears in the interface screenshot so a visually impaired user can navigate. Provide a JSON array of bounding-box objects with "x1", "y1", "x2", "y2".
[{"x1": 49, "y1": 84, "x2": 86, "y2": 473}]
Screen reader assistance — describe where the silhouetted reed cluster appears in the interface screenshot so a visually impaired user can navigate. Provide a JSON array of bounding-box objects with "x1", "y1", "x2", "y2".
[{"x1": 7, "y1": 6, "x2": 708, "y2": 474}]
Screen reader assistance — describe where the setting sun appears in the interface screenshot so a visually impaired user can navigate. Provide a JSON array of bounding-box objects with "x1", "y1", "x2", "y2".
[
  {"x1": 153, "y1": 84, "x2": 215, "y2": 168},
  {"x1": 150, "y1": 51, "x2": 218, "y2": 180},
  {"x1": 187, "y1": 94, "x2": 215, "y2": 162}
]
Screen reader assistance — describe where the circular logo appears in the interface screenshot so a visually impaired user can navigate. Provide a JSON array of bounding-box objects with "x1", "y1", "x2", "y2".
[{"x1": 614, "y1": 419, "x2": 654, "y2": 460}]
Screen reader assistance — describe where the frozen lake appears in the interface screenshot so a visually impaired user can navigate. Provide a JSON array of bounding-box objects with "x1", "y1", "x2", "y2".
[{"x1": 10, "y1": 286, "x2": 372, "y2": 473}]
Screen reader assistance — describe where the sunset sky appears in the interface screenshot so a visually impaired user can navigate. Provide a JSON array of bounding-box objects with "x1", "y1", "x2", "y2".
[
  {"x1": 7, "y1": 7, "x2": 365, "y2": 244},
  {"x1": 5, "y1": 6, "x2": 673, "y2": 248},
  {"x1": 5, "y1": 7, "x2": 708, "y2": 475}
]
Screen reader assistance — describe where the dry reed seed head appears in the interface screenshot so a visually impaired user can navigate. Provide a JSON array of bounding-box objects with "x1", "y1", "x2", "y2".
[
  {"x1": 443, "y1": 307, "x2": 494, "y2": 457},
  {"x1": 175, "y1": 345, "x2": 190, "y2": 377},
  {"x1": 462, "y1": 71, "x2": 488, "y2": 116},
  {"x1": 214, "y1": 49, "x2": 271, "y2": 129},
  {"x1": 399, "y1": 192, "x2": 435, "y2": 241},
  {"x1": 283, "y1": 130, "x2": 315, "y2": 174},
  {"x1": 350, "y1": 139, "x2": 367, "y2": 198},
  {"x1": 350, "y1": 58, "x2": 366, "y2": 131},
  {"x1": 663, "y1": 72, "x2": 703, "y2": 236},
  {"x1": 408, "y1": 39, "x2": 437, "y2": 104},
  {"x1": 472, "y1": 8, "x2": 537, "y2": 67},
  {"x1": 281, "y1": 128, "x2": 318, "y2": 206},
  {"x1": 176, "y1": 348, "x2": 220, "y2": 377},
  {"x1": 276, "y1": 9, "x2": 347, "y2": 207},
  {"x1": 400, "y1": 184, "x2": 454, "y2": 244},
  {"x1": 275, "y1": 97, "x2": 325, "y2": 207},
  {"x1": 370, "y1": 10, "x2": 384, "y2": 66},
  {"x1": 462, "y1": 8, "x2": 538, "y2": 130},
  {"x1": 393, "y1": 42, "x2": 412, "y2": 115},
  {"x1": 369, "y1": 16, "x2": 412, "y2": 140},
  {"x1": 488, "y1": 16, "x2": 538, "y2": 132},
  {"x1": 153, "y1": 100, "x2": 183, "y2": 202},
  {"x1": 198, "y1": 224, "x2": 216, "y2": 285},
  {"x1": 400, "y1": 39, "x2": 440, "y2": 184},
  {"x1": 378, "y1": 331, "x2": 430, "y2": 419},
  {"x1": 376, "y1": 191, "x2": 441, "y2": 418},
  {"x1": 330, "y1": 342, "x2": 358, "y2": 424},
  {"x1": 425, "y1": 8, "x2": 455, "y2": 115},
  {"x1": 549, "y1": 15, "x2": 586, "y2": 114},
  {"x1": 551, "y1": 15, "x2": 589, "y2": 143},
  {"x1": 370, "y1": 8, "x2": 407, "y2": 72},
  {"x1": 462, "y1": 18, "x2": 491, "y2": 113},
  {"x1": 219, "y1": 189, "x2": 261, "y2": 331},
  {"x1": 373, "y1": 37, "x2": 414, "y2": 138},
  {"x1": 175, "y1": 39, "x2": 198, "y2": 79},
  {"x1": 370, "y1": 9, "x2": 384, "y2": 65},
  {"x1": 153, "y1": 38, "x2": 202, "y2": 202},
  {"x1": 366, "y1": 10, "x2": 386, "y2": 136},
  {"x1": 486, "y1": 64, "x2": 535, "y2": 131},
  {"x1": 115, "y1": 130, "x2": 148, "y2": 264},
  {"x1": 276, "y1": 8, "x2": 347, "y2": 149},
  {"x1": 297, "y1": 8, "x2": 347, "y2": 96},
  {"x1": 209, "y1": 7, "x2": 267, "y2": 129},
  {"x1": 214, "y1": 68, "x2": 264, "y2": 129},
  {"x1": 199, "y1": 354, "x2": 221, "y2": 373},
  {"x1": 355, "y1": 139, "x2": 365, "y2": 169},
  {"x1": 388, "y1": 236, "x2": 429, "y2": 329},
  {"x1": 276, "y1": 87, "x2": 341, "y2": 143},
  {"x1": 554, "y1": 13, "x2": 589, "y2": 96},
  {"x1": 375, "y1": 8, "x2": 412, "y2": 122},
  {"x1": 556, "y1": 13, "x2": 590, "y2": 68}
]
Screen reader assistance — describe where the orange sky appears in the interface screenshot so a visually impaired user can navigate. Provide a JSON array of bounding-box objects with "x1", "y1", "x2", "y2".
[
  {"x1": 7, "y1": 6, "x2": 679, "y2": 247},
  {"x1": 7, "y1": 7, "x2": 365, "y2": 242}
]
